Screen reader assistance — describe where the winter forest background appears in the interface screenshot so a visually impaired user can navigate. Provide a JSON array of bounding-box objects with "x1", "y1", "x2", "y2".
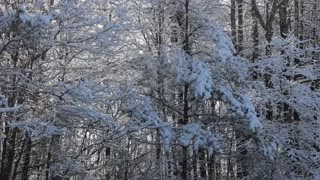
[{"x1": 0, "y1": 0, "x2": 319, "y2": 179}]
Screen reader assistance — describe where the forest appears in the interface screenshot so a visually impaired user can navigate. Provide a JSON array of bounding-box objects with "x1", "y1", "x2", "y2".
[{"x1": 0, "y1": 0, "x2": 319, "y2": 179}]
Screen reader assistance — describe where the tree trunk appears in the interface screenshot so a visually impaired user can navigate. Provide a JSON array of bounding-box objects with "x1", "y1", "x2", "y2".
[
  {"x1": 299, "y1": 0, "x2": 304, "y2": 50},
  {"x1": 180, "y1": 0, "x2": 190, "y2": 179},
  {"x1": 294, "y1": 0, "x2": 299, "y2": 38},
  {"x1": 155, "y1": 2, "x2": 165, "y2": 178},
  {"x1": 251, "y1": 0, "x2": 260, "y2": 81},
  {"x1": 311, "y1": 0, "x2": 319, "y2": 61},
  {"x1": 49, "y1": 135, "x2": 62, "y2": 180},
  {"x1": 21, "y1": 132, "x2": 32, "y2": 180},
  {"x1": 237, "y1": 0, "x2": 244, "y2": 53},
  {"x1": 279, "y1": 0, "x2": 289, "y2": 39},
  {"x1": 0, "y1": 127, "x2": 18, "y2": 180},
  {"x1": 199, "y1": 148, "x2": 206, "y2": 178},
  {"x1": 192, "y1": 151, "x2": 197, "y2": 179},
  {"x1": 208, "y1": 153, "x2": 215, "y2": 180},
  {"x1": 231, "y1": 0, "x2": 237, "y2": 50},
  {"x1": 265, "y1": 1, "x2": 272, "y2": 55}
]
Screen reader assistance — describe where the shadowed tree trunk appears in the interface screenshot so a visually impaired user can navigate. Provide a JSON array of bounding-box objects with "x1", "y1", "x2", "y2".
[
  {"x1": 251, "y1": 0, "x2": 259, "y2": 63},
  {"x1": 237, "y1": 0, "x2": 244, "y2": 53},
  {"x1": 279, "y1": 0, "x2": 289, "y2": 39},
  {"x1": 0, "y1": 51, "x2": 21, "y2": 180},
  {"x1": 231, "y1": 0, "x2": 237, "y2": 51},
  {"x1": 199, "y1": 148, "x2": 206, "y2": 178},
  {"x1": 299, "y1": 0, "x2": 304, "y2": 50},
  {"x1": 180, "y1": 0, "x2": 191, "y2": 179},
  {"x1": 0, "y1": 127, "x2": 18, "y2": 180},
  {"x1": 21, "y1": 132, "x2": 32, "y2": 180}
]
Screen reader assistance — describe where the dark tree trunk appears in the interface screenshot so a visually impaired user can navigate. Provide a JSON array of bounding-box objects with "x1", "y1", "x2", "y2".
[
  {"x1": 231, "y1": 0, "x2": 237, "y2": 50},
  {"x1": 265, "y1": 1, "x2": 272, "y2": 55},
  {"x1": 279, "y1": 0, "x2": 289, "y2": 39},
  {"x1": 199, "y1": 148, "x2": 206, "y2": 178},
  {"x1": 208, "y1": 153, "x2": 215, "y2": 180},
  {"x1": 155, "y1": 2, "x2": 165, "y2": 178},
  {"x1": 192, "y1": 151, "x2": 197, "y2": 179},
  {"x1": 0, "y1": 127, "x2": 18, "y2": 180},
  {"x1": 237, "y1": 0, "x2": 244, "y2": 53},
  {"x1": 21, "y1": 132, "x2": 32, "y2": 180},
  {"x1": 299, "y1": 0, "x2": 304, "y2": 50},
  {"x1": 251, "y1": 0, "x2": 260, "y2": 85},
  {"x1": 181, "y1": 0, "x2": 190, "y2": 179},
  {"x1": 294, "y1": 0, "x2": 299, "y2": 38},
  {"x1": 49, "y1": 135, "x2": 61, "y2": 180},
  {"x1": 311, "y1": 0, "x2": 319, "y2": 61}
]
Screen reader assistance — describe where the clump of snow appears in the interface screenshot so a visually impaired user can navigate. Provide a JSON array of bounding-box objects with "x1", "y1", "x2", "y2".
[
  {"x1": 17, "y1": 4, "x2": 51, "y2": 28},
  {"x1": 261, "y1": 135, "x2": 279, "y2": 160},
  {"x1": 189, "y1": 60, "x2": 213, "y2": 100},
  {"x1": 206, "y1": 22, "x2": 235, "y2": 64},
  {"x1": 173, "y1": 50, "x2": 191, "y2": 83}
]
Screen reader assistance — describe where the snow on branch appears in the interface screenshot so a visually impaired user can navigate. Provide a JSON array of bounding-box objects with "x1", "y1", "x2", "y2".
[
  {"x1": 16, "y1": 4, "x2": 51, "y2": 28},
  {"x1": 0, "y1": 105, "x2": 23, "y2": 113},
  {"x1": 0, "y1": 95, "x2": 23, "y2": 113}
]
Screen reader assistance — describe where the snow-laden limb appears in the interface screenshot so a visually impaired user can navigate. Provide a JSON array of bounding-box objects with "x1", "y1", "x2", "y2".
[
  {"x1": 171, "y1": 51, "x2": 213, "y2": 100},
  {"x1": 189, "y1": 61, "x2": 213, "y2": 100},
  {"x1": 206, "y1": 21, "x2": 235, "y2": 64},
  {"x1": 260, "y1": 134, "x2": 280, "y2": 160},
  {"x1": 9, "y1": 122, "x2": 65, "y2": 138},
  {"x1": 172, "y1": 50, "x2": 191, "y2": 83},
  {"x1": 127, "y1": 97, "x2": 173, "y2": 151},
  {"x1": 0, "y1": 95, "x2": 23, "y2": 113},
  {"x1": 52, "y1": 80, "x2": 119, "y2": 129},
  {"x1": 218, "y1": 85, "x2": 262, "y2": 132},
  {"x1": 58, "y1": 105, "x2": 118, "y2": 129},
  {"x1": 0, "y1": 105, "x2": 23, "y2": 113},
  {"x1": 202, "y1": 19, "x2": 262, "y2": 132},
  {"x1": 178, "y1": 123, "x2": 221, "y2": 156}
]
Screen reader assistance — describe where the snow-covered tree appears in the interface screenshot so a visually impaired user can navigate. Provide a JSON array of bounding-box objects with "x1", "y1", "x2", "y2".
[{"x1": 0, "y1": 0, "x2": 319, "y2": 179}]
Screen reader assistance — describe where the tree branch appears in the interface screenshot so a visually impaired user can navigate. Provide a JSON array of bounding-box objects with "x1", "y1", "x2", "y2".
[{"x1": 251, "y1": 0, "x2": 266, "y2": 30}]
